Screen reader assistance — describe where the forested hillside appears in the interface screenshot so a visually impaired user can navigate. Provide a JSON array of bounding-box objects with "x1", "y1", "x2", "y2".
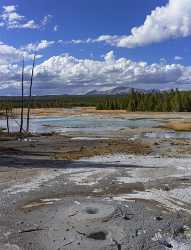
[{"x1": 0, "y1": 89, "x2": 191, "y2": 112}]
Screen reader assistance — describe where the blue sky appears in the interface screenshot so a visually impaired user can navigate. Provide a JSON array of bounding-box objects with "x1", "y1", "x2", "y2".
[{"x1": 0, "y1": 0, "x2": 191, "y2": 95}]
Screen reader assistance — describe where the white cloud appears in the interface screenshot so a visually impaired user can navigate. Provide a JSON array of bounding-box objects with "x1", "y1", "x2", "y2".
[
  {"x1": 0, "y1": 41, "x2": 34, "y2": 64},
  {"x1": 174, "y1": 56, "x2": 183, "y2": 61},
  {"x1": 60, "y1": 38, "x2": 92, "y2": 45},
  {"x1": 73, "y1": 0, "x2": 191, "y2": 48},
  {"x1": 103, "y1": 50, "x2": 115, "y2": 62},
  {"x1": 0, "y1": 5, "x2": 52, "y2": 29},
  {"x1": 1, "y1": 51, "x2": 191, "y2": 95},
  {"x1": 24, "y1": 51, "x2": 191, "y2": 93},
  {"x1": 1, "y1": 5, "x2": 24, "y2": 29},
  {"x1": 0, "y1": 64, "x2": 20, "y2": 82},
  {"x1": 115, "y1": 0, "x2": 191, "y2": 48},
  {"x1": 54, "y1": 25, "x2": 58, "y2": 32},
  {"x1": 71, "y1": 39, "x2": 84, "y2": 44},
  {"x1": 3, "y1": 5, "x2": 16, "y2": 13},
  {"x1": 41, "y1": 15, "x2": 52, "y2": 26},
  {"x1": 23, "y1": 40, "x2": 55, "y2": 52},
  {"x1": 22, "y1": 20, "x2": 39, "y2": 29}
]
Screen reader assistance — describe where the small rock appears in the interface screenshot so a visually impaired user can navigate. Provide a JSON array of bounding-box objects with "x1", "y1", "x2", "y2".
[
  {"x1": 155, "y1": 216, "x2": 163, "y2": 221},
  {"x1": 162, "y1": 184, "x2": 170, "y2": 191},
  {"x1": 159, "y1": 240, "x2": 173, "y2": 248}
]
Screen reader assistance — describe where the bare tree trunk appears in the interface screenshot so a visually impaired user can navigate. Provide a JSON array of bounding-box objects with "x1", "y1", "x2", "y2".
[
  {"x1": 20, "y1": 57, "x2": 25, "y2": 133},
  {"x1": 26, "y1": 53, "x2": 36, "y2": 133},
  {"x1": 6, "y1": 108, "x2": 10, "y2": 135}
]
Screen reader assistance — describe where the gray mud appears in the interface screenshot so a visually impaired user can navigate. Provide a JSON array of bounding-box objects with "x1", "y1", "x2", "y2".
[
  {"x1": 1, "y1": 175, "x2": 191, "y2": 250},
  {"x1": 0, "y1": 134, "x2": 191, "y2": 249}
]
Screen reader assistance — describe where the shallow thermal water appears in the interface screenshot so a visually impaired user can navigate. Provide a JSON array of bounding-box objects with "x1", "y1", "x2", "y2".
[
  {"x1": 1, "y1": 114, "x2": 191, "y2": 139},
  {"x1": 0, "y1": 115, "x2": 159, "y2": 134},
  {"x1": 0, "y1": 115, "x2": 190, "y2": 139}
]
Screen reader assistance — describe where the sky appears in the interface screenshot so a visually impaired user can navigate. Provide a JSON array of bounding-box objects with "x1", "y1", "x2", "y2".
[{"x1": 0, "y1": 0, "x2": 191, "y2": 95}]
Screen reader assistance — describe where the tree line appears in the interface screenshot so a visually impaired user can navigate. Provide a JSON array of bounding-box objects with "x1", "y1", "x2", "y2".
[
  {"x1": 96, "y1": 89, "x2": 191, "y2": 112},
  {"x1": 1, "y1": 89, "x2": 191, "y2": 116},
  {"x1": 0, "y1": 95, "x2": 109, "y2": 109}
]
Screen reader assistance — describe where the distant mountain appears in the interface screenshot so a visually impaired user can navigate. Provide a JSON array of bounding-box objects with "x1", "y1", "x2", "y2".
[{"x1": 86, "y1": 86, "x2": 150, "y2": 96}]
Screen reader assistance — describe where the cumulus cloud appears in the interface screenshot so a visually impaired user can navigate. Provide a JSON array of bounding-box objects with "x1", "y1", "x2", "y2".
[
  {"x1": 115, "y1": 0, "x2": 191, "y2": 48},
  {"x1": 1, "y1": 48, "x2": 191, "y2": 95},
  {"x1": 0, "y1": 64, "x2": 20, "y2": 82},
  {"x1": 0, "y1": 5, "x2": 52, "y2": 29},
  {"x1": 26, "y1": 52, "x2": 191, "y2": 92},
  {"x1": 71, "y1": 0, "x2": 191, "y2": 48},
  {"x1": 1, "y1": 51, "x2": 191, "y2": 95},
  {"x1": 0, "y1": 41, "x2": 35, "y2": 64}
]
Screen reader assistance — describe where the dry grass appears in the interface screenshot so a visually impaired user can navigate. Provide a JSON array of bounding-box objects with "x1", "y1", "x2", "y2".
[
  {"x1": 11, "y1": 107, "x2": 191, "y2": 119},
  {"x1": 53, "y1": 140, "x2": 152, "y2": 160},
  {"x1": 13, "y1": 107, "x2": 128, "y2": 117},
  {"x1": 161, "y1": 121, "x2": 191, "y2": 131}
]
